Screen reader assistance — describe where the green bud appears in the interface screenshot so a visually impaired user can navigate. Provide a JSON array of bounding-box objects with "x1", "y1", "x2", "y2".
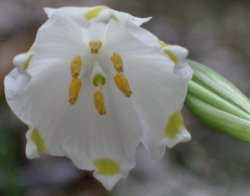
[{"x1": 185, "y1": 60, "x2": 250, "y2": 142}]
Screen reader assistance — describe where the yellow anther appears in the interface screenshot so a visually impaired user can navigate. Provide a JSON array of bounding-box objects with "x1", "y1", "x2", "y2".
[
  {"x1": 70, "y1": 55, "x2": 82, "y2": 77},
  {"x1": 114, "y1": 73, "x2": 132, "y2": 97},
  {"x1": 69, "y1": 78, "x2": 82, "y2": 105},
  {"x1": 111, "y1": 53, "x2": 124, "y2": 72},
  {"x1": 89, "y1": 40, "x2": 103, "y2": 54},
  {"x1": 93, "y1": 90, "x2": 106, "y2": 115}
]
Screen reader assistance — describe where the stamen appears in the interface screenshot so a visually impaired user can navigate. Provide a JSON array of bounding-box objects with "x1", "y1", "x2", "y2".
[
  {"x1": 93, "y1": 90, "x2": 107, "y2": 115},
  {"x1": 89, "y1": 40, "x2": 102, "y2": 54},
  {"x1": 114, "y1": 73, "x2": 132, "y2": 97},
  {"x1": 111, "y1": 53, "x2": 123, "y2": 72},
  {"x1": 69, "y1": 78, "x2": 82, "y2": 105},
  {"x1": 70, "y1": 55, "x2": 82, "y2": 77}
]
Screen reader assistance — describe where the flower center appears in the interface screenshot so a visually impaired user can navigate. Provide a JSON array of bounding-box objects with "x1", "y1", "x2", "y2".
[{"x1": 68, "y1": 40, "x2": 133, "y2": 115}]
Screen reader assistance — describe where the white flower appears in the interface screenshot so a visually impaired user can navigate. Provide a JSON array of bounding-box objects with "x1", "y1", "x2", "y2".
[{"x1": 5, "y1": 9, "x2": 192, "y2": 190}]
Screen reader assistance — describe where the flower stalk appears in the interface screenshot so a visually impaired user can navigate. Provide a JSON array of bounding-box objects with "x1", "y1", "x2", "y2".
[{"x1": 185, "y1": 60, "x2": 250, "y2": 142}]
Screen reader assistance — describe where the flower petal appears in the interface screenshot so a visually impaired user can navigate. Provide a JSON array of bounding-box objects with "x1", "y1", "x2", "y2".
[
  {"x1": 110, "y1": 9, "x2": 151, "y2": 26},
  {"x1": 31, "y1": 15, "x2": 86, "y2": 68},
  {"x1": 13, "y1": 52, "x2": 33, "y2": 72},
  {"x1": 25, "y1": 128, "x2": 39, "y2": 159},
  {"x1": 44, "y1": 7, "x2": 91, "y2": 27},
  {"x1": 125, "y1": 22, "x2": 162, "y2": 49},
  {"x1": 163, "y1": 112, "x2": 191, "y2": 148},
  {"x1": 64, "y1": 76, "x2": 143, "y2": 190},
  {"x1": 103, "y1": 21, "x2": 169, "y2": 60},
  {"x1": 4, "y1": 68, "x2": 31, "y2": 95},
  {"x1": 6, "y1": 63, "x2": 142, "y2": 190},
  {"x1": 123, "y1": 52, "x2": 191, "y2": 160},
  {"x1": 118, "y1": 27, "x2": 192, "y2": 83},
  {"x1": 5, "y1": 63, "x2": 71, "y2": 155},
  {"x1": 44, "y1": 6, "x2": 151, "y2": 26},
  {"x1": 165, "y1": 45, "x2": 193, "y2": 81},
  {"x1": 93, "y1": 21, "x2": 191, "y2": 159}
]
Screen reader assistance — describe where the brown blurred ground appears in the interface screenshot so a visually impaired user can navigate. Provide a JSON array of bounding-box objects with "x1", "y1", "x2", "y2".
[{"x1": 0, "y1": 0, "x2": 250, "y2": 196}]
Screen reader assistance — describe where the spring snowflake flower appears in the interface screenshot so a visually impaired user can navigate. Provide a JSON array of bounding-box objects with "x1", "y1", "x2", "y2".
[{"x1": 5, "y1": 7, "x2": 192, "y2": 190}]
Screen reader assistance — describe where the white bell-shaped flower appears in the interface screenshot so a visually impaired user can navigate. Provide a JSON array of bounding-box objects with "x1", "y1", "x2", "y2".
[{"x1": 5, "y1": 13, "x2": 192, "y2": 190}]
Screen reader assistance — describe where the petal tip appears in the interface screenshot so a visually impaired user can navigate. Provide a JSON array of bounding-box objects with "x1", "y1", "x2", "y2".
[{"x1": 162, "y1": 128, "x2": 191, "y2": 148}]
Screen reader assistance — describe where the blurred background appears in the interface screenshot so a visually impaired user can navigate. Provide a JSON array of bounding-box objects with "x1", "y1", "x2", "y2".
[{"x1": 0, "y1": 0, "x2": 250, "y2": 195}]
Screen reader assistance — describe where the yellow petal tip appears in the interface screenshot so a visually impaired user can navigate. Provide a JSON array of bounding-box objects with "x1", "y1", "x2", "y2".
[
  {"x1": 84, "y1": 6, "x2": 107, "y2": 21},
  {"x1": 165, "y1": 112, "x2": 184, "y2": 139},
  {"x1": 31, "y1": 128, "x2": 47, "y2": 153}
]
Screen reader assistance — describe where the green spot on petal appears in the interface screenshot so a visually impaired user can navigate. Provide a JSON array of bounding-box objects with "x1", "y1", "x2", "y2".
[
  {"x1": 31, "y1": 128, "x2": 47, "y2": 153},
  {"x1": 93, "y1": 158, "x2": 120, "y2": 175},
  {"x1": 84, "y1": 6, "x2": 107, "y2": 20},
  {"x1": 165, "y1": 49, "x2": 178, "y2": 64},
  {"x1": 23, "y1": 54, "x2": 33, "y2": 70},
  {"x1": 165, "y1": 112, "x2": 184, "y2": 139}
]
